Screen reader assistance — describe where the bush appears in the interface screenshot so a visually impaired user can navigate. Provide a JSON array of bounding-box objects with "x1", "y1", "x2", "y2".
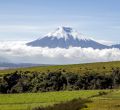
[
  {"x1": 98, "y1": 91, "x2": 108, "y2": 96},
  {"x1": 32, "y1": 98, "x2": 90, "y2": 110}
]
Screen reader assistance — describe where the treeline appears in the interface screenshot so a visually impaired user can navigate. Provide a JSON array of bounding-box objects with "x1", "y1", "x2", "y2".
[{"x1": 0, "y1": 68, "x2": 120, "y2": 93}]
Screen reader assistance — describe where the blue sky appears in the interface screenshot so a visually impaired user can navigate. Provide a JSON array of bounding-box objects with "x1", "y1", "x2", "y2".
[{"x1": 0, "y1": 0, "x2": 120, "y2": 43}]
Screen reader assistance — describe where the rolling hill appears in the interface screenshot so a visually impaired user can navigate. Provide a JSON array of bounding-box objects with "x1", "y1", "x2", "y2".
[{"x1": 0, "y1": 61, "x2": 120, "y2": 75}]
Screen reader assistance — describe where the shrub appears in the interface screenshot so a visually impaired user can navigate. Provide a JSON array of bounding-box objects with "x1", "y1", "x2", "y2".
[
  {"x1": 98, "y1": 91, "x2": 108, "y2": 96},
  {"x1": 32, "y1": 98, "x2": 90, "y2": 110}
]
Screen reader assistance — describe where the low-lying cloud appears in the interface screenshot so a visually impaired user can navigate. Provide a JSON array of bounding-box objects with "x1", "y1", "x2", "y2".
[{"x1": 0, "y1": 41, "x2": 120, "y2": 64}]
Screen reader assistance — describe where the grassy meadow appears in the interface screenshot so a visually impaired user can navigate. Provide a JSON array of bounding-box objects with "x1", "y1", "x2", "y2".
[
  {"x1": 84, "y1": 89, "x2": 120, "y2": 110},
  {"x1": 0, "y1": 89, "x2": 120, "y2": 110},
  {"x1": 0, "y1": 90, "x2": 113, "y2": 110}
]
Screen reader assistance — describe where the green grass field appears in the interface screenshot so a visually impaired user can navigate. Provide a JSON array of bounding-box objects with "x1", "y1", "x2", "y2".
[
  {"x1": 0, "y1": 90, "x2": 120, "y2": 110},
  {"x1": 0, "y1": 61, "x2": 120, "y2": 75},
  {"x1": 0, "y1": 90, "x2": 109, "y2": 110},
  {"x1": 84, "y1": 89, "x2": 120, "y2": 110}
]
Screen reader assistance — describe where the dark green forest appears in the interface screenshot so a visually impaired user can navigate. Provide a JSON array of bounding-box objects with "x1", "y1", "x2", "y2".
[{"x1": 0, "y1": 68, "x2": 120, "y2": 93}]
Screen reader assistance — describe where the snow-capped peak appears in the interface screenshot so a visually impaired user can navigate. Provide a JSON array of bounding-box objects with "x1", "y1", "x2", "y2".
[
  {"x1": 27, "y1": 26, "x2": 109, "y2": 49},
  {"x1": 45, "y1": 26, "x2": 91, "y2": 41}
]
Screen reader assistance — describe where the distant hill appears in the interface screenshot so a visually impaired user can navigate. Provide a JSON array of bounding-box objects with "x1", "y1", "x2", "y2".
[{"x1": 0, "y1": 62, "x2": 49, "y2": 70}]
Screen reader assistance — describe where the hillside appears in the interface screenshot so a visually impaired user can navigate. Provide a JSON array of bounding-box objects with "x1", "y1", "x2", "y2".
[{"x1": 0, "y1": 61, "x2": 120, "y2": 75}]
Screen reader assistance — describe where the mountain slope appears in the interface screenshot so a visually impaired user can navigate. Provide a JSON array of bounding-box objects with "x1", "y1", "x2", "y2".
[
  {"x1": 111, "y1": 44, "x2": 120, "y2": 49},
  {"x1": 27, "y1": 27, "x2": 109, "y2": 49}
]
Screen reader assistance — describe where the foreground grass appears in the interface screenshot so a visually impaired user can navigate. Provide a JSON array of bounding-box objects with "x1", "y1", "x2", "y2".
[
  {"x1": 1, "y1": 61, "x2": 120, "y2": 75},
  {"x1": 0, "y1": 89, "x2": 120, "y2": 110},
  {"x1": 83, "y1": 89, "x2": 120, "y2": 110},
  {"x1": 0, "y1": 90, "x2": 106, "y2": 110}
]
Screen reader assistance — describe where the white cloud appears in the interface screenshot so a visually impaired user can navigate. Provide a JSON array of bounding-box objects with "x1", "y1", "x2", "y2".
[
  {"x1": 96, "y1": 40, "x2": 115, "y2": 46},
  {"x1": 0, "y1": 41, "x2": 120, "y2": 64}
]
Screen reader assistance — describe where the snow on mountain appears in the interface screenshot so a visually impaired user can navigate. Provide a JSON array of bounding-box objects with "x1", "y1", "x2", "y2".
[
  {"x1": 44, "y1": 26, "x2": 90, "y2": 41},
  {"x1": 27, "y1": 26, "x2": 109, "y2": 49}
]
